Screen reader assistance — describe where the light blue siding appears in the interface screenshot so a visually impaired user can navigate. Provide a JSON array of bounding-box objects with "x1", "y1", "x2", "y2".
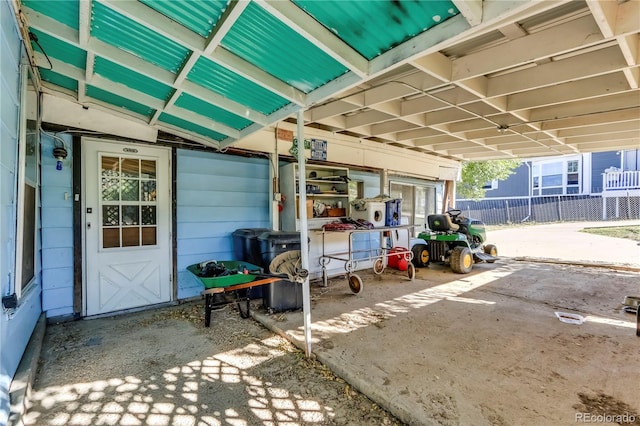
[
  {"x1": 350, "y1": 169, "x2": 382, "y2": 198},
  {"x1": 176, "y1": 149, "x2": 271, "y2": 299},
  {"x1": 40, "y1": 133, "x2": 74, "y2": 317},
  {"x1": 0, "y1": 3, "x2": 42, "y2": 424}
]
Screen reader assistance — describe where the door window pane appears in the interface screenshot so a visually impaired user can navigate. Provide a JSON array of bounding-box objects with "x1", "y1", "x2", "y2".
[
  {"x1": 102, "y1": 157, "x2": 120, "y2": 177},
  {"x1": 141, "y1": 160, "x2": 156, "y2": 178},
  {"x1": 102, "y1": 205, "x2": 119, "y2": 226},
  {"x1": 142, "y1": 206, "x2": 156, "y2": 225},
  {"x1": 121, "y1": 179, "x2": 139, "y2": 201},
  {"x1": 121, "y1": 158, "x2": 139, "y2": 177},
  {"x1": 103, "y1": 228, "x2": 120, "y2": 248},
  {"x1": 100, "y1": 154, "x2": 158, "y2": 249},
  {"x1": 122, "y1": 206, "x2": 139, "y2": 225},
  {"x1": 142, "y1": 227, "x2": 157, "y2": 246},
  {"x1": 122, "y1": 228, "x2": 140, "y2": 247}
]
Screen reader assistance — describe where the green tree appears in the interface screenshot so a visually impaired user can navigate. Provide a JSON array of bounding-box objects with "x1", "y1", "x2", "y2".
[{"x1": 457, "y1": 159, "x2": 521, "y2": 200}]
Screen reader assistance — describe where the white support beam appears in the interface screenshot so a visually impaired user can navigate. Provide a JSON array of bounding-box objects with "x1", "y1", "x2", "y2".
[
  {"x1": 452, "y1": 15, "x2": 604, "y2": 81},
  {"x1": 452, "y1": 0, "x2": 483, "y2": 27},
  {"x1": 587, "y1": 0, "x2": 618, "y2": 38}
]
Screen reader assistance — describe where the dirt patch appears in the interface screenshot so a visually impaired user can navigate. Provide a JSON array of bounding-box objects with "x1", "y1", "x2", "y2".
[
  {"x1": 573, "y1": 393, "x2": 640, "y2": 425},
  {"x1": 26, "y1": 301, "x2": 403, "y2": 426}
]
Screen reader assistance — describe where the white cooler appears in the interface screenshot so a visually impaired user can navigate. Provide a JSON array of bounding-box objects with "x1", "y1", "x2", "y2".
[{"x1": 351, "y1": 201, "x2": 386, "y2": 227}]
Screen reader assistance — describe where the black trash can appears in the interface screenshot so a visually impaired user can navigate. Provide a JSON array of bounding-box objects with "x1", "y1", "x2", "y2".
[
  {"x1": 232, "y1": 228, "x2": 271, "y2": 300},
  {"x1": 257, "y1": 231, "x2": 303, "y2": 312},
  {"x1": 232, "y1": 228, "x2": 271, "y2": 265}
]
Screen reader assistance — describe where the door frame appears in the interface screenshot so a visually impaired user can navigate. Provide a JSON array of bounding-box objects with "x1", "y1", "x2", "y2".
[{"x1": 79, "y1": 137, "x2": 174, "y2": 317}]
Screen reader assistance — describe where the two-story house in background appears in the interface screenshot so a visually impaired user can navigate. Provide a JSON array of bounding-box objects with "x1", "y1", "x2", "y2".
[{"x1": 456, "y1": 149, "x2": 640, "y2": 224}]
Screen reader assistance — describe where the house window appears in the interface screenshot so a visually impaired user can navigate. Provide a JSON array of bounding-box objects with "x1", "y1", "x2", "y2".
[
  {"x1": 532, "y1": 158, "x2": 581, "y2": 195},
  {"x1": 390, "y1": 181, "x2": 438, "y2": 233},
  {"x1": 15, "y1": 68, "x2": 39, "y2": 296},
  {"x1": 483, "y1": 180, "x2": 498, "y2": 190}
]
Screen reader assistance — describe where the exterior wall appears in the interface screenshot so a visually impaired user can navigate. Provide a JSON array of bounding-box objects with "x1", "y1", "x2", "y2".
[
  {"x1": 483, "y1": 163, "x2": 530, "y2": 198},
  {"x1": 176, "y1": 149, "x2": 271, "y2": 299},
  {"x1": 0, "y1": 3, "x2": 41, "y2": 424},
  {"x1": 591, "y1": 151, "x2": 620, "y2": 193},
  {"x1": 40, "y1": 133, "x2": 74, "y2": 317},
  {"x1": 464, "y1": 152, "x2": 634, "y2": 201},
  {"x1": 349, "y1": 170, "x2": 382, "y2": 198}
]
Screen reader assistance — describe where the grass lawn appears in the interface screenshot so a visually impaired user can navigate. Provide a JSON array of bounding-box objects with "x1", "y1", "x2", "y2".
[{"x1": 580, "y1": 226, "x2": 640, "y2": 242}]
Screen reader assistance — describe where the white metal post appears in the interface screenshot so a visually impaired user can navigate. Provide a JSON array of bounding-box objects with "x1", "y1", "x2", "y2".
[{"x1": 296, "y1": 110, "x2": 312, "y2": 357}]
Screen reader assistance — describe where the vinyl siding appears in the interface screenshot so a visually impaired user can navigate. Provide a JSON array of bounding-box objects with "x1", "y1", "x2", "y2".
[
  {"x1": 40, "y1": 133, "x2": 74, "y2": 317},
  {"x1": 484, "y1": 163, "x2": 530, "y2": 198},
  {"x1": 591, "y1": 151, "x2": 621, "y2": 193},
  {"x1": 176, "y1": 149, "x2": 270, "y2": 299},
  {"x1": 0, "y1": 3, "x2": 41, "y2": 425}
]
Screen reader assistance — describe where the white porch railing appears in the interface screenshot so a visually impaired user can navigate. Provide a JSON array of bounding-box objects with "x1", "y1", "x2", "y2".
[
  {"x1": 601, "y1": 170, "x2": 640, "y2": 219},
  {"x1": 602, "y1": 170, "x2": 640, "y2": 192}
]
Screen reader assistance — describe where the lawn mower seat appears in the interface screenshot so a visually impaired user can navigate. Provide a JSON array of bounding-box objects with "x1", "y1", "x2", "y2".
[{"x1": 428, "y1": 214, "x2": 459, "y2": 232}]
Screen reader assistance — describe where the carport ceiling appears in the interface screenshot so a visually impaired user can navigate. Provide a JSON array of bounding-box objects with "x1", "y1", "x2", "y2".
[{"x1": 20, "y1": 0, "x2": 640, "y2": 161}]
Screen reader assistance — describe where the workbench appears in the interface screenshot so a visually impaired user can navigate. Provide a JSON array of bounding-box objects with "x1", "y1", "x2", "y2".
[{"x1": 317, "y1": 225, "x2": 415, "y2": 294}]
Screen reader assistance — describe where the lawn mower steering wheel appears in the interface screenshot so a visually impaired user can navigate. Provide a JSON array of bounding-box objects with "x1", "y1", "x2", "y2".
[{"x1": 447, "y1": 209, "x2": 462, "y2": 219}]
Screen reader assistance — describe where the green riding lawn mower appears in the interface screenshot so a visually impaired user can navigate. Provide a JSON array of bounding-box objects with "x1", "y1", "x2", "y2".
[{"x1": 411, "y1": 209, "x2": 498, "y2": 274}]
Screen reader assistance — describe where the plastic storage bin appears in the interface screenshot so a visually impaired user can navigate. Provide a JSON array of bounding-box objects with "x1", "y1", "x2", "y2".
[
  {"x1": 232, "y1": 228, "x2": 271, "y2": 265},
  {"x1": 257, "y1": 231, "x2": 303, "y2": 312},
  {"x1": 351, "y1": 201, "x2": 385, "y2": 227},
  {"x1": 263, "y1": 281, "x2": 303, "y2": 313},
  {"x1": 385, "y1": 199, "x2": 402, "y2": 226}
]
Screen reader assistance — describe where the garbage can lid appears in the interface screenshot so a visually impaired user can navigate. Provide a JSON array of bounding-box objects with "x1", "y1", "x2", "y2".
[
  {"x1": 233, "y1": 228, "x2": 271, "y2": 236},
  {"x1": 257, "y1": 231, "x2": 301, "y2": 244}
]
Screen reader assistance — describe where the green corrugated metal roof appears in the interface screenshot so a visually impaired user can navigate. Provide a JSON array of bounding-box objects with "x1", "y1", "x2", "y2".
[
  {"x1": 22, "y1": 0, "x2": 79, "y2": 30},
  {"x1": 140, "y1": 0, "x2": 229, "y2": 38},
  {"x1": 294, "y1": 1, "x2": 459, "y2": 60},
  {"x1": 174, "y1": 93, "x2": 253, "y2": 130},
  {"x1": 93, "y1": 57, "x2": 174, "y2": 102},
  {"x1": 39, "y1": 69, "x2": 77, "y2": 92},
  {"x1": 86, "y1": 85, "x2": 155, "y2": 118},
  {"x1": 22, "y1": 0, "x2": 475, "y2": 150},
  {"x1": 187, "y1": 56, "x2": 290, "y2": 115},
  {"x1": 222, "y1": 2, "x2": 348, "y2": 93},
  {"x1": 30, "y1": 28, "x2": 86, "y2": 69},
  {"x1": 91, "y1": 1, "x2": 189, "y2": 73},
  {"x1": 158, "y1": 113, "x2": 227, "y2": 141}
]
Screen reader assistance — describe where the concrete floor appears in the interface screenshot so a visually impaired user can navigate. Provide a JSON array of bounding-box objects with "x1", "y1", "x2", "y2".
[
  {"x1": 255, "y1": 260, "x2": 639, "y2": 425},
  {"x1": 253, "y1": 221, "x2": 640, "y2": 425},
  {"x1": 19, "y1": 221, "x2": 640, "y2": 426}
]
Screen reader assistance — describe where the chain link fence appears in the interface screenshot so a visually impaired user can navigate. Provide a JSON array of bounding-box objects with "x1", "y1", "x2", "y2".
[{"x1": 456, "y1": 195, "x2": 640, "y2": 225}]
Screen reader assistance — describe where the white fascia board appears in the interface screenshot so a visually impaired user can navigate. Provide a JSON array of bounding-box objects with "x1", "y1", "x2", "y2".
[{"x1": 41, "y1": 93, "x2": 158, "y2": 142}]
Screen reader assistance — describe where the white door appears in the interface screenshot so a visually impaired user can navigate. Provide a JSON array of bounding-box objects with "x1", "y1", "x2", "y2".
[{"x1": 83, "y1": 139, "x2": 172, "y2": 316}]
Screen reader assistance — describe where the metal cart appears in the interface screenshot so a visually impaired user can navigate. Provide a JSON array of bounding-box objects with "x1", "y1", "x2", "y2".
[{"x1": 318, "y1": 225, "x2": 415, "y2": 294}]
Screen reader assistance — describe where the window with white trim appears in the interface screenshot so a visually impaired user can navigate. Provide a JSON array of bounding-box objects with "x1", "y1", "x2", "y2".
[
  {"x1": 15, "y1": 67, "x2": 40, "y2": 297},
  {"x1": 531, "y1": 157, "x2": 581, "y2": 196}
]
